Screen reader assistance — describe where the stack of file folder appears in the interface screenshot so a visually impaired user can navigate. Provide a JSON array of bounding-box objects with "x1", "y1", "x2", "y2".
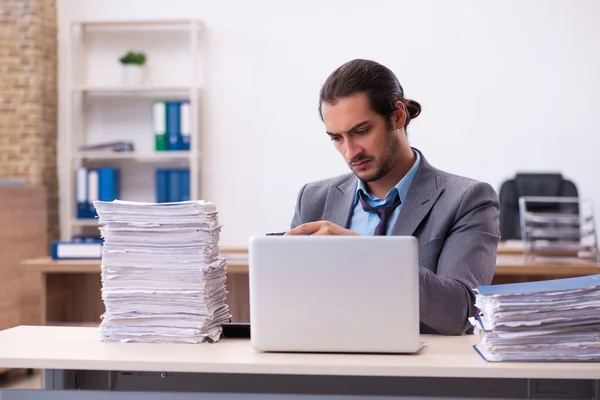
[
  {"x1": 93, "y1": 199, "x2": 231, "y2": 343},
  {"x1": 474, "y1": 274, "x2": 600, "y2": 361}
]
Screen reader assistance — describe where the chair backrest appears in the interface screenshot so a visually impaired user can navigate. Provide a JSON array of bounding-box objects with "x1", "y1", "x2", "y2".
[{"x1": 498, "y1": 173, "x2": 579, "y2": 240}]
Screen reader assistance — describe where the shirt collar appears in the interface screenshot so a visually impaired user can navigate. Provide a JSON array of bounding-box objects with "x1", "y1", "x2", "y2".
[{"x1": 354, "y1": 150, "x2": 421, "y2": 206}]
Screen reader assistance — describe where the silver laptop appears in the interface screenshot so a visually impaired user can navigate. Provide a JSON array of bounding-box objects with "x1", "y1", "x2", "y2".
[{"x1": 248, "y1": 235, "x2": 422, "y2": 353}]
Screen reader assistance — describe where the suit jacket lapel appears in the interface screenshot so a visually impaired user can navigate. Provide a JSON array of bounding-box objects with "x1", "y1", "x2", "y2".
[
  {"x1": 392, "y1": 151, "x2": 444, "y2": 236},
  {"x1": 323, "y1": 174, "x2": 357, "y2": 228}
]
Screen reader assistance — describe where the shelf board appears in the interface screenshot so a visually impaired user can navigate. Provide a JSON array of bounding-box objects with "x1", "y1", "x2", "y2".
[
  {"x1": 73, "y1": 86, "x2": 197, "y2": 98},
  {"x1": 77, "y1": 20, "x2": 203, "y2": 33},
  {"x1": 74, "y1": 152, "x2": 192, "y2": 161},
  {"x1": 71, "y1": 219, "x2": 99, "y2": 227}
]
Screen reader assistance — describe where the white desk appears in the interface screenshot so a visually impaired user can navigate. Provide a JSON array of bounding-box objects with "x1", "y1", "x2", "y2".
[{"x1": 0, "y1": 326, "x2": 598, "y2": 400}]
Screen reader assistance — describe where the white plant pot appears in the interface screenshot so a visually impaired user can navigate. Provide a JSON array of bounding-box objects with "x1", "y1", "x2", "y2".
[{"x1": 121, "y1": 64, "x2": 147, "y2": 86}]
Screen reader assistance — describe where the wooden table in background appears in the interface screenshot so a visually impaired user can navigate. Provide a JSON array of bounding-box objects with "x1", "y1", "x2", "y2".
[
  {"x1": 494, "y1": 241, "x2": 600, "y2": 283},
  {"x1": 20, "y1": 249, "x2": 600, "y2": 326},
  {"x1": 497, "y1": 241, "x2": 526, "y2": 255},
  {"x1": 493, "y1": 253, "x2": 600, "y2": 283},
  {"x1": 20, "y1": 251, "x2": 250, "y2": 326}
]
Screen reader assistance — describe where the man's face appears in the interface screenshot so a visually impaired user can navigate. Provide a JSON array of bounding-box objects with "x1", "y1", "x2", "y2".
[{"x1": 322, "y1": 92, "x2": 400, "y2": 183}]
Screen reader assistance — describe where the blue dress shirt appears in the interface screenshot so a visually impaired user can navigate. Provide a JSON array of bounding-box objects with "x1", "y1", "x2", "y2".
[{"x1": 348, "y1": 151, "x2": 421, "y2": 236}]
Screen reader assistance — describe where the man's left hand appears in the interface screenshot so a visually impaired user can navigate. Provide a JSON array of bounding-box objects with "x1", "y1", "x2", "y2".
[{"x1": 285, "y1": 221, "x2": 359, "y2": 236}]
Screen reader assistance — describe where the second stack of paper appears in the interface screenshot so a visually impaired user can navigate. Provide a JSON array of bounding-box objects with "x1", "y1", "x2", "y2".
[{"x1": 474, "y1": 274, "x2": 600, "y2": 361}]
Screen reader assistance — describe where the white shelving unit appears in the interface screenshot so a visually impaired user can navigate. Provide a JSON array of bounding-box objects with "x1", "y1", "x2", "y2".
[{"x1": 64, "y1": 19, "x2": 206, "y2": 240}]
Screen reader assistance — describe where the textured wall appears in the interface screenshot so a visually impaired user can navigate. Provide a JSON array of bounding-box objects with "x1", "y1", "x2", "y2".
[{"x1": 0, "y1": 0, "x2": 58, "y2": 244}]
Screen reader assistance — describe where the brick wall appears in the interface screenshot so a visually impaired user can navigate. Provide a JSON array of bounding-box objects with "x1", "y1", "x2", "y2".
[{"x1": 0, "y1": 0, "x2": 58, "y2": 244}]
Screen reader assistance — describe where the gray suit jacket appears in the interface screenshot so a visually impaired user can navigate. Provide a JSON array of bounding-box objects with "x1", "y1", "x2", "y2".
[{"x1": 290, "y1": 148, "x2": 500, "y2": 335}]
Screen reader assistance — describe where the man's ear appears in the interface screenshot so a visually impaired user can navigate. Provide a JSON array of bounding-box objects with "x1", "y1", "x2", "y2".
[{"x1": 393, "y1": 100, "x2": 407, "y2": 130}]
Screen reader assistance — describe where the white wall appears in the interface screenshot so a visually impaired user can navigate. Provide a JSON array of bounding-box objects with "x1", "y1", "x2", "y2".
[{"x1": 57, "y1": 0, "x2": 600, "y2": 248}]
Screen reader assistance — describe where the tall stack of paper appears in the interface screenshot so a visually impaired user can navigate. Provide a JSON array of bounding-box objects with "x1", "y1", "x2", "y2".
[
  {"x1": 474, "y1": 274, "x2": 600, "y2": 361},
  {"x1": 93, "y1": 200, "x2": 231, "y2": 343}
]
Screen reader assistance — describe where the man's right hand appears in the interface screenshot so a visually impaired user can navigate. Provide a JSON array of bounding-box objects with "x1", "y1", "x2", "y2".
[{"x1": 286, "y1": 221, "x2": 359, "y2": 236}]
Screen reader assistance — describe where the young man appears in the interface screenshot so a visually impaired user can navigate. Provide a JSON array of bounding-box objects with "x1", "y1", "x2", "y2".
[{"x1": 286, "y1": 59, "x2": 500, "y2": 335}]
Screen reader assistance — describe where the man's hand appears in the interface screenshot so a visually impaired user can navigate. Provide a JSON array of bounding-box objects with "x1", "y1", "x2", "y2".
[{"x1": 285, "y1": 221, "x2": 359, "y2": 236}]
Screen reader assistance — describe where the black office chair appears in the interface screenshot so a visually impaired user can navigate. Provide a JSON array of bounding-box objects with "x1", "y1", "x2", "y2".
[{"x1": 498, "y1": 173, "x2": 579, "y2": 240}]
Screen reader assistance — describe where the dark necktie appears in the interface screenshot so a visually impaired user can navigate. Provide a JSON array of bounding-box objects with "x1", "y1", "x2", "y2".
[{"x1": 359, "y1": 191, "x2": 401, "y2": 236}]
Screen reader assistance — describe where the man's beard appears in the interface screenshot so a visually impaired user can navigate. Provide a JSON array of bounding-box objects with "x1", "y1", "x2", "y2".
[{"x1": 350, "y1": 131, "x2": 400, "y2": 183}]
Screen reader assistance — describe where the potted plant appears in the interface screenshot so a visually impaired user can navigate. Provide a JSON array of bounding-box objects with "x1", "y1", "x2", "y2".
[{"x1": 119, "y1": 51, "x2": 147, "y2": 85}]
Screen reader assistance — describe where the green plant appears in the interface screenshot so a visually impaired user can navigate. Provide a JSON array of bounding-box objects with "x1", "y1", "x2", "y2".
[{"x1": 119, "y1": 51, "x2": 146, "y2": 66}]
